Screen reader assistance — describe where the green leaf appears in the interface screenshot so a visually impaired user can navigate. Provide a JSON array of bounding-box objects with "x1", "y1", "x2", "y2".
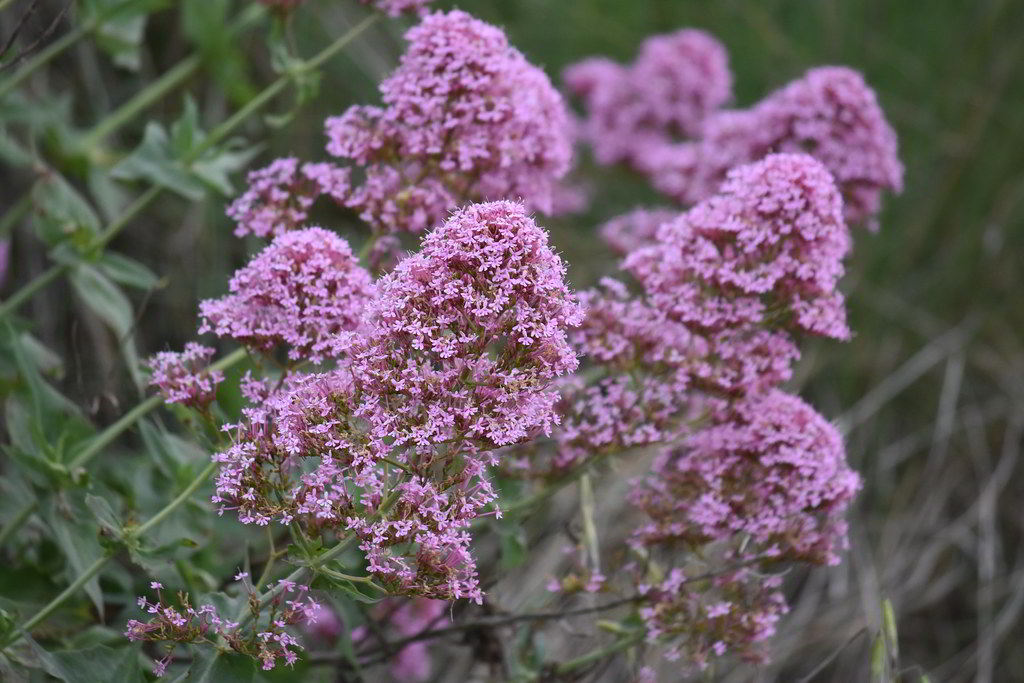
[
  {"x1": 69, "y1": 263, "x2": 144, "y2": 389},
  {"x1": 31, "y1": 175, "x2": 101, "y2": 248},
  {"x1": 70, "y1": 263, "x2": 132, "y2": 336},
  {"x1": 33, "y1": 641, "x2": 144, "y2": 683},
  {"x1": 85, "y1": 493, "x2": 122, "y2": 537},
  {"x1": 110, "y1": 122, "x2": 206, "y2": 200},
  {"x1": 190, "y1": 140, "x2": 261, "y2": 197},
  {"x1": 180, "y1": 0, "x2": 256, "y2": 104},
  {"x1": 43, "y1": 502, "x2": 106, "y2": 618},
  {"x1": 98, "y1": 252, "x2": 161, "y2": 290},
  {"x1": 95, "y1": 11, "x2": 147, "y2": 71},
  {"x1": 174, "y1": 650, "x2": 256, "y2": 683},
  {"x1": 870, "y1": 633, "x2": 886, "y2": 680}
]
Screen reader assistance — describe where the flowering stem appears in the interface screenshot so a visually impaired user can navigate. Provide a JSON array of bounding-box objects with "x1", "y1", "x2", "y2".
[{"x1": 0, "y1": 12, "x2": 380, "y2": 319}]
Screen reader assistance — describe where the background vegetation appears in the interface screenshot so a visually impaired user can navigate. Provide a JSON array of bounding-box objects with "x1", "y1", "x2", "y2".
[{"x1": 1, "y1": 0, "x2": 1023, "y2": 680}]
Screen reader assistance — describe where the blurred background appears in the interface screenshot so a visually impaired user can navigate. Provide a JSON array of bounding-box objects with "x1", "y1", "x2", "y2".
[{"x1": 2, "y1": 0, "x2": 1024, "y2": 680}]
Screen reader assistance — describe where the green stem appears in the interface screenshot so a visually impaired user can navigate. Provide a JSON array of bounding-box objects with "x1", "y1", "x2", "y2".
[
  {"x1": 12, "y1": 555, "x2": 110, "y2": 641},
  {"x1": 131, "y1": 460, "x2": 217, "y2": 538},
  {"x1": 0, "y1": 263, "x2": 63, "y2": 318},
  {"x1": 77, "y1": 4, "x2": 268, "y2": 154},
  {"x1": 553, "y1": 631, "x2": 645, "y2": 675},
  {"x1": 79, "y1": 56, "x2": 203, "y2": 152}
]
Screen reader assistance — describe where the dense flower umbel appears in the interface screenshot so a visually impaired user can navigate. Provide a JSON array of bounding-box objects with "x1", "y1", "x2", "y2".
[
  {"x1": 199, "y1": 228, "x2": 374, "y2": 363},
  {"x1": 211, "y1": 202, "x2": 582, "y2": 601},
  {"x1": 631, "y1": 389, "x2": 860, "y2": 566},
  {"x1": 640, "y1": 66, "x2": 903, "y2": 225},
  {"x1": 325, "y1": 11, "x2": 572, "y2": 234},
  {"x1": 564, "y1": 29, "x2": 731, "y2": 166},
  {"x1": 147, "y1": 343, "x2": 223, "y2": 408},
  {"x1": 124, "y1": 580, "x2": 320, "y2": 675},
  {"x1": 626, "y1": 153, "x2": 852, "y2": 345},
  {"x1": 227, "y1": 158, "x2": 350, "y2": 239}
]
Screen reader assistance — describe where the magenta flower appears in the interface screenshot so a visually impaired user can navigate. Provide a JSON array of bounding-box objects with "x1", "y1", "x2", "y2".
[
  {"x1": 641, "y1": 66, "x2": 903, "y2": 225},
  {"x1": 626, "y1": 153, "x2": 852, "y2": 343},
  {"x1": 227, "y1": 158, "x2": 350, "y2": 239},
  {"x1": 565, "y1": 28, "x2": 731, "y2": 166},
  {"x1": 147, "y1": 343, "x2": 223, "y2": 408},
  {"x1": 325, "y1": 10, "x2": 573, "y2": 234},
  {"x1": 199, "y1": 227, "x2": 374, "y2": 363},
  {"x1": 631, "y1": 389, "x2": 860, "y2": 566}
]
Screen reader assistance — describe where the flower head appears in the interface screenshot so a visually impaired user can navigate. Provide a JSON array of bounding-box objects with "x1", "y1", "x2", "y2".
[
  {"x1": 199, "y1": 228, "x2": 374, "y2": 363},
  {"x1": 632, "y1": 389, "x2": 860, "y2": 565},
  {"x1": 227, "y1": 158, "x2": 350, "y2": 239},
  {"x1": 627, "y1": 153, "x2": 851, "y2": 342},
  {"x1": 565, "y1": 29, "x2": 731, "y2": 166},
  {"x1": 147, "y1": 343, "x2": 223, "y2": 408},
  {"x1": 325, "y1": 10, "x2": 572, "y2": 233},
  {"x1": 642, "y1": 66, "x2": 903, "y2": 225}
]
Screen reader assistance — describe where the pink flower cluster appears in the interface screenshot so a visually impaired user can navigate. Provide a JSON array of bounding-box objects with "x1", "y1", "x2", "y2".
[
  {"x1": 324, "y1": 10, "x2": 572, "y2": 234},
  {"x1": 198, "y1": 227, "x2": 374, "y2": 363},
  {"x1": 631, "y1": 389, "x2": 860, "y2": 566},
  {"x1": 564, "y1": 29, "x2": 731, "y2": 166},
  {"x1": 526, "y1": 154, "x2": 863, "y2": 666},
  {"x1": 124, "y1": 579, "x2": 319, "y2": 675},
  {"x1": 226, "y1": 158, "x2": 350, "y2": 239},
  {"x1": 210, "y1": 202, "x2": 582, "y2": 602},
  {"x1": 627, "y1": 153, "x2": 852, "y2": 347},
  {"x1": 640, "y1": 66, "x2": 904, "y2": 225},
  {"x1": 147, "y1": 343, "x2": 223, "y2": 408}
]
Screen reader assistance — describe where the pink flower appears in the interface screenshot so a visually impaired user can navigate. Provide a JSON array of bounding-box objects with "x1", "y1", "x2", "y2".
[
  {"x1": 325, "y1": 11, "x2": 572, "y2": 234},
  {"x1": 626, "y1": 154, "x2": 852, "y2": 344},
  {"x1": 147, "y1": 343, "x2": 223, "y2": 408},
  {"x1": 640, "y1": 66, "x2": 903, "y2": 226},
  {"x1": 199, "y1": 227, "x2": 374, "y2": 363},
  {"x1": 227, "y1": 158, "x2": 350, "y2": 239},
  {"x1": 631, "y1": 389, "x2": 860, "y2": 566},
  {"x1": 565, "y1": 29, "x2": 731, "y2": 166}
]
